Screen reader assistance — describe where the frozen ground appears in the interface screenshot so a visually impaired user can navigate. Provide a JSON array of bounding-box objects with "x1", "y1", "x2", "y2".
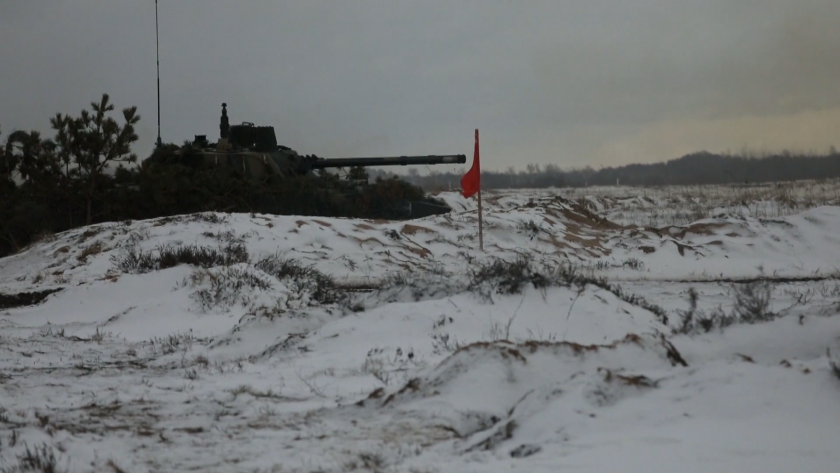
[{"x1": 1, "y1": 187, "x2": 840, "y2": 472}]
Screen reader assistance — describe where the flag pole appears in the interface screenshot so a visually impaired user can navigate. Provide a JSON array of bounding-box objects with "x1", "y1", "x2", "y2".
[
  {"x1": 476, "y1": 129, "x2": 483, "y2": 251},
  {"x1": 460, "y1": 128, "x2": 483, "y2": 252},
  {"x1": 478, "y1": 183, "x2": 484, "y2": 251}
]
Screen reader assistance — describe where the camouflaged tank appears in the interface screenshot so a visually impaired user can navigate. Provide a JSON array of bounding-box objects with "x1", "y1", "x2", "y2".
[{"x1": 169, "y1": 103, "x2": 467, "y2": 218}]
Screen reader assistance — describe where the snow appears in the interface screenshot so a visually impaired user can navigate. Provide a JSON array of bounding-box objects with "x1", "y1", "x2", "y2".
[{"x1": 1, "y1": 187, "x2": 840, "y2": 472}]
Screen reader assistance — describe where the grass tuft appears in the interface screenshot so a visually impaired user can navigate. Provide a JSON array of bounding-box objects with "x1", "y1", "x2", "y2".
[
  {"x1": 0, "y1": 442, "x2": 66, "y2": 473},
  {"x1": 111, "y1": 241, "x2": 248, "y2": 274}
]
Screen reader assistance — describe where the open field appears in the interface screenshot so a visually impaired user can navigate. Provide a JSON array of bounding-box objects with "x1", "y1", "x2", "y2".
[
  {"x1": 475, "y1": 177, "x2": 840, "y2": 227},
  {"x1": 2, "y1": 183, "x2": 840, "y2": 472}
]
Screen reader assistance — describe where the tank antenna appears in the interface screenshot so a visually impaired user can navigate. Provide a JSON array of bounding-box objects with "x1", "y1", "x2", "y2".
[{"x1": 155, "y1": 0, "x2": 162, "y2": 148}]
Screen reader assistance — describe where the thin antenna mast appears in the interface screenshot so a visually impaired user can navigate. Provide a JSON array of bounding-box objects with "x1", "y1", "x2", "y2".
[{"x1": 155, "y1": 0, "x2": 162, "y2": 147}]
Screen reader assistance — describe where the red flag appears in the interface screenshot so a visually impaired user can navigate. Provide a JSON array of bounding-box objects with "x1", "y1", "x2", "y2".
[{"x1": 461, "y1": 129, "x2": 480, "y2": 198}]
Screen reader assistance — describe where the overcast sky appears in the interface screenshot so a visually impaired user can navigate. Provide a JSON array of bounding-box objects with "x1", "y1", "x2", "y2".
[{"x1": 1, "y1": 0, "x2": 839, "y2": 172}]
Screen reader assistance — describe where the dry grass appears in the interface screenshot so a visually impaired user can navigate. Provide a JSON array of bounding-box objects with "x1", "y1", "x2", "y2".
[
  {"x1": 77, "y1": 242, "x2": 105, "y2": 262},
  {"x1": 0, "y1": 443, "x2": 66, "y2": 473}
]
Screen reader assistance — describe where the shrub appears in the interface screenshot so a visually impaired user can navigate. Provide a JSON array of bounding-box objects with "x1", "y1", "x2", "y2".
[
  {"x1": 464, "y1": 256, "x2": 668, "y2": 324},
  {"x1": 111, "y1": 241, "x2": 248, "y2": 273},
  {"x1": 188, "y1": 266, "x2": 272, "y2": 312},
  {"x1": 677, "y1": 287, "x2": 700, "y2": 334},
  {"x1": 372, "y1": 266, "x2": 458, "y2": 303},
  {"x1": 515, "y1": 219, "x2": 549, "y2": 240},
  {"x1": 622, "y1": 258, "x2": 645, "y2": 271},
  {"x1": 367, "y1": 255, "x2": 669, "y2": 325},
  {"x1": 467, "y1": 255, "x2": 553, "y2": 297},
  {"x1": 732, "y1": 280, "x2": 774, "y2": 323},
  {"x1": 1, "y1": 442, "x2": 66, "y2": 473},
  {"x1": 676, "y1": 281, "x2": 775, "y2": 335},
  {"x1": 254, "y1": 253, "x2": 341, "y2": 305},
  {"x1": 676, "y1": 290, "x2": 735, "y2": 335},
  {"x1": 175, "y1": 254, "x2": 353, "y2": 316},
  {"x1": 148, "y1": 332, "x2": 199, "y2": 356}
]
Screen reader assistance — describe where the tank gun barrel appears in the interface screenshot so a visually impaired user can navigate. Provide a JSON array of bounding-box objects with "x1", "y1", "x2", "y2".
[{"x1": 311, "y1": 154, "x2": 466, "y2": 169}]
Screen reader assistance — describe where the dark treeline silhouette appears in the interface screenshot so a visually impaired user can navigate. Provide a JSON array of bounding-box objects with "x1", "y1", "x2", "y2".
[
  {"x1": 371, "y1": 149, "x2": 840, "y2": 191},
  {"x1": 0, "y1": 94, "x2": 436, "y2": 259}
]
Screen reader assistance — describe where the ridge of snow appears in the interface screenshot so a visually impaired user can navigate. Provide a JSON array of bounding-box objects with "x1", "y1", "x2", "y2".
[{"x1": 2, "y1": 188, "x2": 840, "y2": 472}]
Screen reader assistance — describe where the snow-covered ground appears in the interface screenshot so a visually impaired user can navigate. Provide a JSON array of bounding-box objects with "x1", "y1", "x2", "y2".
[
  {"x1": 2, "y1": 188, "x2": 840, "y2": 472},
  {"x1": 553, "y1": 177, "x2": 840, "y2": 227}
]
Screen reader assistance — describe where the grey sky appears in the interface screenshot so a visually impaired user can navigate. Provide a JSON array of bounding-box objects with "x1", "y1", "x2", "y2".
[{"x1": 1, "y1": 0, "x2": 838, "y2": 172}]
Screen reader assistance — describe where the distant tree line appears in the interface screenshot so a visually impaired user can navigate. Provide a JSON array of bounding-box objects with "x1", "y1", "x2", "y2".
[
  {"x1": 373, "y1": 148, "x2": 840, "y2": 191},
  {"x1": 0, "y1": 94, "x2": 432, "y2": 259}
]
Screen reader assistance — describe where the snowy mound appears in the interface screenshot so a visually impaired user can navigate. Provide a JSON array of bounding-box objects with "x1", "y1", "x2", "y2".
[
  {"x1": 3, "y1": 191, "x2": 840, "y2": 300},
  {"x1": 357, "y1": 333, "x2": 686, "y2": 443},
  {"x1": 2, "y1": 188, "x2": 840, "y2": 472}
]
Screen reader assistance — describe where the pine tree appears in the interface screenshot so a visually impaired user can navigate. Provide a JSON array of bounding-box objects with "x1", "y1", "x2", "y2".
[
  {"x1": 51, "y1": 94, "x2": 140, "y2": 224},
  {"x1": 0, "y1": 128, "x2": 58, "y2": 254}
]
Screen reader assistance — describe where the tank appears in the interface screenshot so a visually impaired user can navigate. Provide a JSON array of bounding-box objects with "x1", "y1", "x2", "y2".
[
  {"x1": 163, "y1": 103, "x2": 467, "y2": 218},
  {"x1": 185, "y1": 103, "x2": 466, "y2": 180}
]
